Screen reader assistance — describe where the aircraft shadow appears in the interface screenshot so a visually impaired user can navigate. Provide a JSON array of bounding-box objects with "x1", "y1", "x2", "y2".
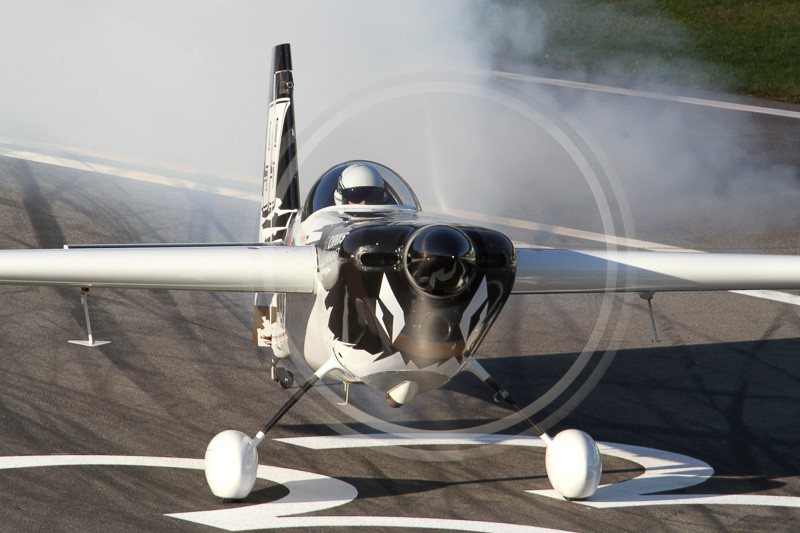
[{"x1": 282, "y1": 336, "x2": 800, "y2": 495}]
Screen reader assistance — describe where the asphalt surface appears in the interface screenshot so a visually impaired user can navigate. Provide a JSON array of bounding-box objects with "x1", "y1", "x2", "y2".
[{"x1": 1, "y1": 89, "x2": 800, "y2": 532}]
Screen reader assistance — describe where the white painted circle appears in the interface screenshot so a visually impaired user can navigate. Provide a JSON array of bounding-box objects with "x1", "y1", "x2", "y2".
[{"x1": 0, "y1": 454, "x2": 357, "y2": 530}]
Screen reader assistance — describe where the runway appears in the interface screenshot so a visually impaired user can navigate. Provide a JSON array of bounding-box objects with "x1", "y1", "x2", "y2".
[{"x1": 1, "y1": 88, "x2": 800, "y2": 532}]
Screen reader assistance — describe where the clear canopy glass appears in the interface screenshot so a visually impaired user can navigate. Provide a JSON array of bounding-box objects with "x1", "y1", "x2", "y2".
[{"x1": 302, "y1": 161, "x2": 420, "y2": 218}]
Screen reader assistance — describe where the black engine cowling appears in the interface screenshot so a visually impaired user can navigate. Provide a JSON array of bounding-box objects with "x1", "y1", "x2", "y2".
[{"x1": 325, "y1": 222, "x2": 516, "y2": 370}]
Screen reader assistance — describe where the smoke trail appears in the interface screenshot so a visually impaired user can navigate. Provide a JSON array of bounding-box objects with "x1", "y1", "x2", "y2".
[
  {"x1": 467, "y1": 1, "x2": 800, "y2": 245},
  {"x1": 0, "y1": 1, "x2": 484, "y2": 180},
  {"x1": 1, "y1": 0, "x2": 797, "y2": 247}
]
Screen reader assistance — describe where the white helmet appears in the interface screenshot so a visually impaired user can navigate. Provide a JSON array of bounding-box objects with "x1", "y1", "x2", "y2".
[{"x1": 334, "y1": 163, "x2": 389, "y2": 205}]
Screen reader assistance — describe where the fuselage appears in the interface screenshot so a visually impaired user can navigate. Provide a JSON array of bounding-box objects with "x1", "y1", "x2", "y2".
[{"x1": 278, "y1": 202, "x2": 517, "y2": 401}]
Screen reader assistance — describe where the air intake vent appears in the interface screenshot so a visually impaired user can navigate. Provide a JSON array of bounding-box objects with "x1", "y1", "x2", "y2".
[{"x1": 359, "y1": 252, "x2": 400, "y2": 269}]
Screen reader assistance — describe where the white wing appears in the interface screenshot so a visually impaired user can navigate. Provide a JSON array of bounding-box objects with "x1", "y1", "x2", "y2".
[
  {"x1": 0, "y1": 244, "x2": 316, "y2": 292},
  {"x1": 513, "y1": 249, "x2": 800, "y2": 294}
]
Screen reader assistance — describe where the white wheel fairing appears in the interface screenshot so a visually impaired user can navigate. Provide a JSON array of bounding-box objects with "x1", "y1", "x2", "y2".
[
  {"x1": 544, "y1": 429, "x2": 602, "y2": 500},
  {"x1": 205, "y1": 430, "x2": 259, "y2": 499}
]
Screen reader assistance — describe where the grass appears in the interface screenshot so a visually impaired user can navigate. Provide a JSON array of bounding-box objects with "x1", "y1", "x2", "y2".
[
  {"x1": 660, "y1": 1, "x2": 800, "y2": 102},
  {"x1": 479, "y1": 0, "x2": 800, "y2": 102}
]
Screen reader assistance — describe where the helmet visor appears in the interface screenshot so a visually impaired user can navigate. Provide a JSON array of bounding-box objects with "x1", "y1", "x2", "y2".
[{"x1": 343, "y1": 186, "x2": 387, "y2": 204}]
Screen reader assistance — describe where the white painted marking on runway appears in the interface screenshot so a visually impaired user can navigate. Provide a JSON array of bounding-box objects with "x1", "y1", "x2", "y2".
[
  {"x1": 226, "y1": 516, "x2": 573, "y2": 532},
  {"x1": 0, "y1": 455, "x2": 205, "y2": 470},
  {"x1": 544, "y1": 491, "x2": 800, "y2": 509},
  {"x1": 0, "y1": 455, "x2": 355, "y2": 530},
  {"x1": 730, "y1": 289, "x2": 800, "y2": 306},
  {"x1": 0, "y1": 454, "x2": 571, "y2": 532},
  {"x1": 168, "y1": 463, "x2": 358, "y2": 530},
  {"x1": 0, "y1": 142, "x2": 259, "y2": 202},
  {"x1": 276, "y1": 433, "x2": 549, "y2": 450},
  {"x1": 424, "y1": 205, "x2": 689, "y2": 251},
  {"x1": 279, "y1": 434, "x2": 800, "y2": 510},
  {"x1": 0, "y1": 138, "x2": 256, "y2": 183},
  {"x1": 494, "y1": 71, "x2": 800, "y2": 120}
]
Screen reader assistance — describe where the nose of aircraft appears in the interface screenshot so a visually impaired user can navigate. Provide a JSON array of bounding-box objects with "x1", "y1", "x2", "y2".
[{"x1": 404, "y1": 225, "x2": 477, "y2": 297}]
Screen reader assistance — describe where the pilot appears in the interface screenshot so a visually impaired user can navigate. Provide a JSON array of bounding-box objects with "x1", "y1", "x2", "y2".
[{"x1": 334, "y1": 163, "x2": 393, "y2": 205}]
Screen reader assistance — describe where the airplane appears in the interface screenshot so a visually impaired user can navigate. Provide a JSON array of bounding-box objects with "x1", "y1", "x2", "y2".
[{"x1": 3, "y1": 43, "x2": 800, "y2": 502}]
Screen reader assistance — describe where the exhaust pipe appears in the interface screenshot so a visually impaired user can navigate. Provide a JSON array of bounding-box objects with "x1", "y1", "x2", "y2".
[{"x1": 385, "y1": 380, "x2": 419, "y2": 408}]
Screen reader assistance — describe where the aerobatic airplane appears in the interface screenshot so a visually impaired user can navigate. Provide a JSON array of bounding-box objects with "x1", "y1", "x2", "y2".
[{"x1": 2, "y1": 43, "x2": 800, "y2": 501}]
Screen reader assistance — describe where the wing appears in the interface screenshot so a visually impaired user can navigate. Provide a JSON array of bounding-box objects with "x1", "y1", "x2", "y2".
[
  {"x1": 513, "y1": 249, "x2": 800, "y2": 294},
  {"x1": 0, "y1": 244, "x2": 316, "y2": 293}
]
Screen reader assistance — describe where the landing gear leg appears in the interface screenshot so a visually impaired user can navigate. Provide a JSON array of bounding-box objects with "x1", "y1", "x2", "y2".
[
  {"x1": 639, "y1": 291, "x2": 661, "y2": 343},
  {"x1": 204, "y1": 356, "x2": 341, "y2": 500},
  {"x1": 68, "y1": 288, "x2": 110, "y2": 347},
  {"x1": 464, "y1": 358, "x2": 602, "y2": 500}
]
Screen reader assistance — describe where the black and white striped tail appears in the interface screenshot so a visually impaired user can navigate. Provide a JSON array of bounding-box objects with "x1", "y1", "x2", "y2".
[
  {"x1": 255, "y1": 43, "x2": 300, "y2": 349},
  {"x1": 260, "y1": 43, "x2": 300, "y2": 244}
]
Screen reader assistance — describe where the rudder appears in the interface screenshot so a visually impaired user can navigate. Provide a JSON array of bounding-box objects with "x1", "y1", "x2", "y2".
[
  {"x1": 259, "y1": 43, "x2": 300, "y2": 244},
  {"x1": 254, "y1": 43, "x2": 300, "y2": 353}
]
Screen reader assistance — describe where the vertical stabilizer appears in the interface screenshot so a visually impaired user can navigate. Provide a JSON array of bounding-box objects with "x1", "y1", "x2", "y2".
[
  {"x1": 255, "y1": 44, "x2": 299, "y2": 350},
  {"x1": 260, "y1": 43, "x2": 300, "y2": 244}
]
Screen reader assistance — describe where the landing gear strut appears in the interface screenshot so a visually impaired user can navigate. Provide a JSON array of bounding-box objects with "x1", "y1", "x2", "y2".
[
  {"x1": 465, "y1": 358, "x2": 602, "y2": 500},
  {"x1": 204, "y1": 357, "x2": 341, "y2": 499},
  {"x1": 68, "y1": 288, "x2": 110, "y2": 347}
]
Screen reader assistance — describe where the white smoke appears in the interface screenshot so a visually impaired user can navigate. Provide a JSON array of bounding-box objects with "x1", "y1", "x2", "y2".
[
  {"x1": 0, "y1": 1, "x2": 484, "y2": 180},
  {"x1": 465, "y1": 1, "x2": 800, "y2": 243},
  {"x1": 1, "y1": 0, "x2": 797, "y2": 246}
]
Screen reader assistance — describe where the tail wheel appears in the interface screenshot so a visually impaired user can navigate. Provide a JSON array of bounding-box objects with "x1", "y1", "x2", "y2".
[{"x1": 275, "y1": 367, "x2": 294, "y2": 389}]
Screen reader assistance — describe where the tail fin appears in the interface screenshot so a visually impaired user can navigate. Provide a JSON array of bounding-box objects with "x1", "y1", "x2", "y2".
[
  {"x1": 260, "y1": 43, "x2": 300, "y2": 244},
  {"x1": 254, "y1": 44, "x2": 300, "y2": 352}
]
